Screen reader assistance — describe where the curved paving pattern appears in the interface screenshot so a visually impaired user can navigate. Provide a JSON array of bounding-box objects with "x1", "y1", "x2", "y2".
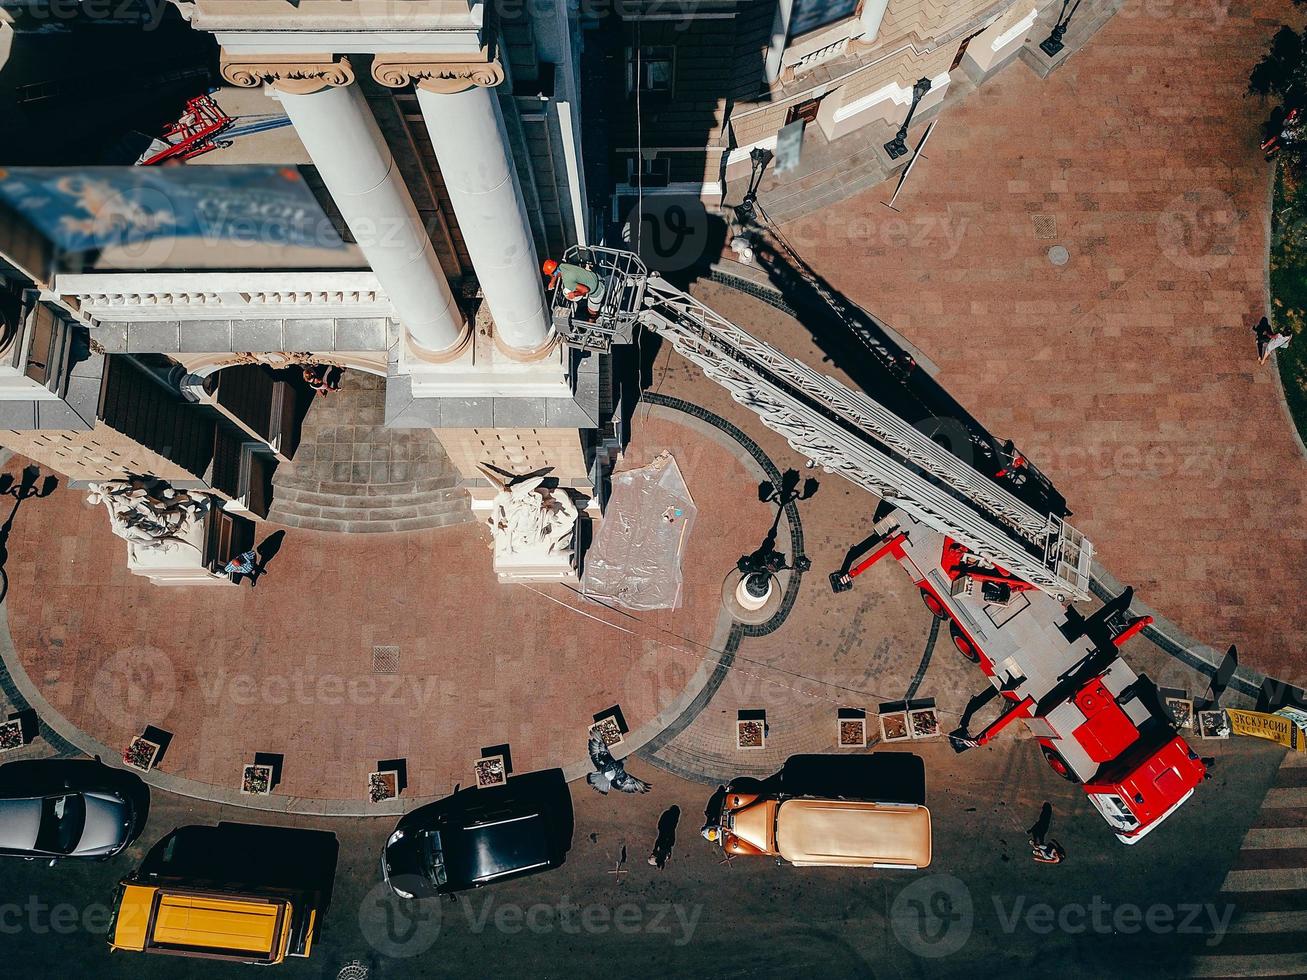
[{"x1": 268, "y1": 371, "x2": 473, "y2": 533}]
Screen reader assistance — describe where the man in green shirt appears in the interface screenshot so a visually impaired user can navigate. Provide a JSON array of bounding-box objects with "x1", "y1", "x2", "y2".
[{"x1": 544, "y1": 258, "x2": 606, "y2": 315}]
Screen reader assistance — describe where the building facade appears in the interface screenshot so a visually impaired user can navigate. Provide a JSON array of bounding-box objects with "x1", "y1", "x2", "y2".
[{"x1": 0, "y1": 0, "x2": 1118, "y2": 583}]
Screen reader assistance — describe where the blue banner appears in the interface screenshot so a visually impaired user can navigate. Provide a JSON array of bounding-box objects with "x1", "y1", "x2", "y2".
[{"x1": 0, "y1": 165, "x2": 343, "y2": 251}]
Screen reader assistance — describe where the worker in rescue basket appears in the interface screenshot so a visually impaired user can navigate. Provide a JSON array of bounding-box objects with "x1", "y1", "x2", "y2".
[{"x1": 543, "y1": 257, "x2": 606, "y2": 318}]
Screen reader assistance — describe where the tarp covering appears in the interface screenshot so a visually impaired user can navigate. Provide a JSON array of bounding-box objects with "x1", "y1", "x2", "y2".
[{"x1": 582, "y1": 452, "x2": 696, "y2": 610}]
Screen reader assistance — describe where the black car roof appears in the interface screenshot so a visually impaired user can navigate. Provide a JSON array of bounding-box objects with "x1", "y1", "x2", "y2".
[{"x1": 440, "y1": 812, "x2": 551, "y2": 886}]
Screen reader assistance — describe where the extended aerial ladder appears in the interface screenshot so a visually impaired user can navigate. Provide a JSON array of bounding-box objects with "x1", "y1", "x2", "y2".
[
  {"x1": 551, "y1": 245, "x2": 1093, "y2": 602},
  {"x1": 552, "y1": 245, "x2": 1205, "y2": 844}
]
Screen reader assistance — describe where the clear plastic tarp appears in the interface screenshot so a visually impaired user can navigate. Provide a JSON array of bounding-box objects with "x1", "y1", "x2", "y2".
[{"x1": 582, "y1": 452, "x2": 697, "y2": 610}]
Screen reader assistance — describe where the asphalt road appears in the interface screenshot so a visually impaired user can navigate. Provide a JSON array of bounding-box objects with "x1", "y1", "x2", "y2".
[{"x1": 0, "y1": 734, "x2": 1283, "y2": 980}]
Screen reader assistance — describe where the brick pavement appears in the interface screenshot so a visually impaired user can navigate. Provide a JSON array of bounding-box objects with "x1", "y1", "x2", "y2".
[
  {"x1": 0, "y1": 414, "x2": 765, "y2": 802},
  {"x1": 765, "y1": 0, "x2": 1307, "y2": 680}
]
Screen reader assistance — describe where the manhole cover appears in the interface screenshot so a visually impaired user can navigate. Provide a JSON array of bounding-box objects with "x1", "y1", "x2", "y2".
[
  {"x1": 372, "y1": 646, "x2": 400, "y2": 674},
  {"x1": 1048, "y1": 245, "x2": 1070, "y2": 266},
  {"x1": 338, "y1": 963, "x2": 369, "y2": 980},
  {"x1": 1033, "y1": 214, "x2": 1057, "y2": 239}
]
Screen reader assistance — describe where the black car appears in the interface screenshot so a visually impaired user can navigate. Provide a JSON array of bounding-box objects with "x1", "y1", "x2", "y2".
[
  {"x1": 382, "y1": 770, "x2": 573, "y2": 898},
  {"x1": 0, "y1": 758, "x2": 148, "y2": 862}
]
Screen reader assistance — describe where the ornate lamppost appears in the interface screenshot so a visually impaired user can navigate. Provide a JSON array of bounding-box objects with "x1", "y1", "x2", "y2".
[
  {"x1": 883, "y1": 77, "x2": 932, "y2": 161},
  {"x1": 1039, "y1": 0, "x2": 1083, "y2": 58},
  {"x1": 734, "y1": 147, "x2": 773, "y2": 224}
]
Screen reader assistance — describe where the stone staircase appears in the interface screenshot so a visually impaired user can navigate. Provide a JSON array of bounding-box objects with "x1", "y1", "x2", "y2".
[
  {"x1": 266, "y1": 372, "x2": 474, "y2": 534},
  {"x1": 1018, "y1": 0, "x2": 1126, "y2": 79}
]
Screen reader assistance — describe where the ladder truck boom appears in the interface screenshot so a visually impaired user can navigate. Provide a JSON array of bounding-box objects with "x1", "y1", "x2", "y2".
[
  {"x1": 552, "y1": 245, "x2": 1204, "y2": 844},
  {"x1": 555, "y1": 246, "x2": 1090, "y2": 601}
]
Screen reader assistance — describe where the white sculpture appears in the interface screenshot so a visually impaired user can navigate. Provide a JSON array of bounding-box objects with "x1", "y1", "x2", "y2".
[
  {"x1": 479, "y1": 466, "x2": 579, "y2": 582},
  {"x1": 87, "y1": 478, "x2": 210, "y2": 559}
]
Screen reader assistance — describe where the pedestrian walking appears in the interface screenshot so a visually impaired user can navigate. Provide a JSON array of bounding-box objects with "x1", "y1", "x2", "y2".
[
  {"x1": 1254, "y1": 316, "x2": 1292, "y2": 364},
  {"x1": 648, "y1": 805, "x2": 680, "y2": 870},
  {"x1": 1028, "y1": 801, "x2": 1065, "y2": 864},
  {"x1": 223, "y1": 549, "x2": 258, "y2": 584}
]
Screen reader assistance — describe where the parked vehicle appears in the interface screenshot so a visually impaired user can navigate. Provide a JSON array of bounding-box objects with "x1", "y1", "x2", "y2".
[
  {"x1": 704, "y1": 754, "x2": 931, "y2": 869},
  {"x1": 384, "y1": 769, "x2": 573, "y2": 898},
  {"x1": 0, "y1": 757, "x2": 147, "y2": 862},
  {"x1": 108, "y1": 822, "x2": 335, "y2": 965}
]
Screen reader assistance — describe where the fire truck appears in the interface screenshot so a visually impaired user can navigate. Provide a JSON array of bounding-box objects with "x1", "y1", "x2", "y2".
[
  {"x1": 552, "y1": 245, "x2": 1206, "y2": 843},
  {"x1": 832, "y1": 505, "x2": 1206, "y2": 844}
]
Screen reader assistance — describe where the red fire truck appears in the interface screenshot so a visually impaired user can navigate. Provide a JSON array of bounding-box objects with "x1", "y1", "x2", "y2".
[{"x1": 833, "y1": 505, "x2": 1207, "y2": 844}]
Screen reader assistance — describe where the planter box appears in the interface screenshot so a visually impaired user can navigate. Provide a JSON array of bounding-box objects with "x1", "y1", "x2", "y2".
[
  {"x1": 0, "y1": 719, "x2": 23, "y2": 753},
  {"x1": 1198, "y1": 709, "x2": 1230, "y2": 740},
  {"x1": 879, "y1": 711, "x2": 911, "y2": 742},
  {"x1": 838, "y1": 717, "x2": 867, "y2": 748},
  {"x1": 1165, "y1": 696, "x2": 1194, "y2": 730},
  {"x1": 474, "y1": 755, "x2": 507, "y2": 789},
  {"x1": 590, "y1": 715, "x2": 624, "y2": 748},
  {"x1": 368, "y1": 770, "x2": 399, "y2": 803},
  {"x1": 240, "y1": 764, "x2": 274, "y2": 796},
  {"x1": 736, "y1": 719, "x2": 766, "y2": 750},
  {"x1": 123, "y1": 736, "x2": 161, "y2": 773},
  {"x1": 909, "y1": 708, "x2": 941, "y2": 739}
]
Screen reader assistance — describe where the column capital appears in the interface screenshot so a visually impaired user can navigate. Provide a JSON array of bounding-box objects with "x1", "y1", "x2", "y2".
[
  {"x1": 371, "y1": 47, "x2": 505, "y2": 94},
  {"x1": 220, "y1": 52, "x2": 355, "y2": 95}
]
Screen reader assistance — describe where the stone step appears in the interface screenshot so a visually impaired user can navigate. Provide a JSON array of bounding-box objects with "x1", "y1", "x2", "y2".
[
  {"x1": 267, "y1": 495, "x2": 474, "y2": 533},
  {"x1": 269, "y1": 509, "x2": 476, "y2": 534},
  {"x1": 271, "y1": 474, "x2": 461, "y2": 497},
  {"x1": 271, "y1": 484, "x2": 466, "y2": 511}
]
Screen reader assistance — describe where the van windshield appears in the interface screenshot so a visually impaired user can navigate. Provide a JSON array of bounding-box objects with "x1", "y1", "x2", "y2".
[{"x1": 36, "y1": 795, "x2": 85, "y2": 854}]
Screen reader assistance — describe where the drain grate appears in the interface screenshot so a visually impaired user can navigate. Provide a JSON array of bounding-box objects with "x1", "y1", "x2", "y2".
[
  {"x1": 372, "y1": 646, "x2": 400, "y2": 674},
  {"x1": 1032, "y1": 214, "x2": 1057, "y2": 240},
  {"x1": 338, "y1": 963, "x2": 369, "y2": 980}
]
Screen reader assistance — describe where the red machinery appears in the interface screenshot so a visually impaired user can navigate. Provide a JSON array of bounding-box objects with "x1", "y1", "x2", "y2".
[
  {"x1": 136, "y1": 93, "x2": 234, "y2": 166},
  {"x1": 834, "y1": 505, "x2": 1206, "y2": 845}
]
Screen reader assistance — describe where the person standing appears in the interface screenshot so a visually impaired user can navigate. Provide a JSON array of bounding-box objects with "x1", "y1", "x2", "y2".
[{"x1": 543, "y1": 258, "x2": 606, "y2": 316}]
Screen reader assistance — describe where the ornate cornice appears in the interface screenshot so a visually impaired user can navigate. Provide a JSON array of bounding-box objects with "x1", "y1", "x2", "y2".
[
  {"x1": 371, "y1": 47, "x2": 505, "y2": 94},
  {"x1": 220, "y1": 52, "x2": 355, "y2": 94}
]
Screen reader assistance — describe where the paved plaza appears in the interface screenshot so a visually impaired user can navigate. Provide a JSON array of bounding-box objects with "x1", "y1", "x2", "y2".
[{"x1": 768, "y1": 0, "x2": 1307, "y2": 679}]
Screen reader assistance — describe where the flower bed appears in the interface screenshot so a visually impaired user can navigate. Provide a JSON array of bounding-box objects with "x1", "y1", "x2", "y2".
[
  {"x1": 368, "y1": 770, "x2": 398, "y2": 803},
  {"x1": 0, "y1": 719, "x2": 23, "y2": 752},
  {"x1": 736, "y1": 719, "x2": 765, "y2": 749},
  {"x1": 838, "y1": 718, "x2": 867, "y2": 748},
  {"x1": 590, "y1": 715, "x2": 624, "y2": 748},
  {"x1": 241, "y1": 764, "x2": 273, "y2": 795},
  {"x1": 123, "y1": 736, "x2": 160, "y2": 772},
  {"x1": 474, "y1": 756, "x2": 507, "y2": 789}
]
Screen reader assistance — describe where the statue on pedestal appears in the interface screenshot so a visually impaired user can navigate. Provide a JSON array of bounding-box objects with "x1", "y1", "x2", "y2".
[
  {"x1": 87, "y1": 477, "x2": 211, "y2": 559},
  {"x1": 479, "y1": 465, "x2": 579, "y2": 574}
]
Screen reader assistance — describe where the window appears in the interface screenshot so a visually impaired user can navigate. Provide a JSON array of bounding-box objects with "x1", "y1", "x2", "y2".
[
  {"x1": 626, "y1": 46, "x2": 675, "y2": 95},
  {"x1": 788, "y1": 0, "x2": 860, "y2": 39},
  {"x1": 627, "y1": 157, "x2": 671, "y2": 188}
]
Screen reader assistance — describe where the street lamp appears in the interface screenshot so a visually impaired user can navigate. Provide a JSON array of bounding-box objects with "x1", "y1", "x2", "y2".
[
  {"x1": 734, "y1": 147, "x2": 773, "y2": 224},
  {"x1": 1039, "y1": 0, "x2": 1082, "y2": 58},
  {"x1": 883, "y1": 77, "x2": 932, "y2": 161}
]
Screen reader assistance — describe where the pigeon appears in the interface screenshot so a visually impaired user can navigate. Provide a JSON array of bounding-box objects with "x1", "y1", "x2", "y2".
[{"x1": 586, "y1": 731, "x2": 651, "y2": 795}]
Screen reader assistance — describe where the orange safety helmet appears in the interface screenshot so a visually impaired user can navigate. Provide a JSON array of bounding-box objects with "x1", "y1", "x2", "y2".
[{"x1": 541, "y1": 259, "x2": 559, "y2": 275}]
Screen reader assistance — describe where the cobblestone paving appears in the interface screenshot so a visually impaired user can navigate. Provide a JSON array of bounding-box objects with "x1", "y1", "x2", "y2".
[{"x1": 767, "y1": 0, "x2": 1307, "y2": 679}]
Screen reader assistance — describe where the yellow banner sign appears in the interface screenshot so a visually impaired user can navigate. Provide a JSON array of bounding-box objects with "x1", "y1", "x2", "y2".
[{"x1": 1225, "y1": 709, "x2": 1305, "y2": 752}]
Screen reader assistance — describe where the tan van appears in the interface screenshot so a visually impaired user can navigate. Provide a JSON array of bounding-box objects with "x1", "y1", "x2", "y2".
[{"x1": 709, "y1": 791, "x2": 932, "y2": 869}]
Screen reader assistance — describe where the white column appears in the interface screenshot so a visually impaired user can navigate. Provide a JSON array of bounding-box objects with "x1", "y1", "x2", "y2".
[
  {"x1": 275, "y1": 83, "x2": 467, "y2": 357},
  {"x1": 765, "y1": 0, "x2": 795, "y2": 83},
  {"x1": 859, "y1": 0, "x2": 891, "y2": 40},
  {"x1": 414, "y1": 85, "x2": 551, "y2": 355}
]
